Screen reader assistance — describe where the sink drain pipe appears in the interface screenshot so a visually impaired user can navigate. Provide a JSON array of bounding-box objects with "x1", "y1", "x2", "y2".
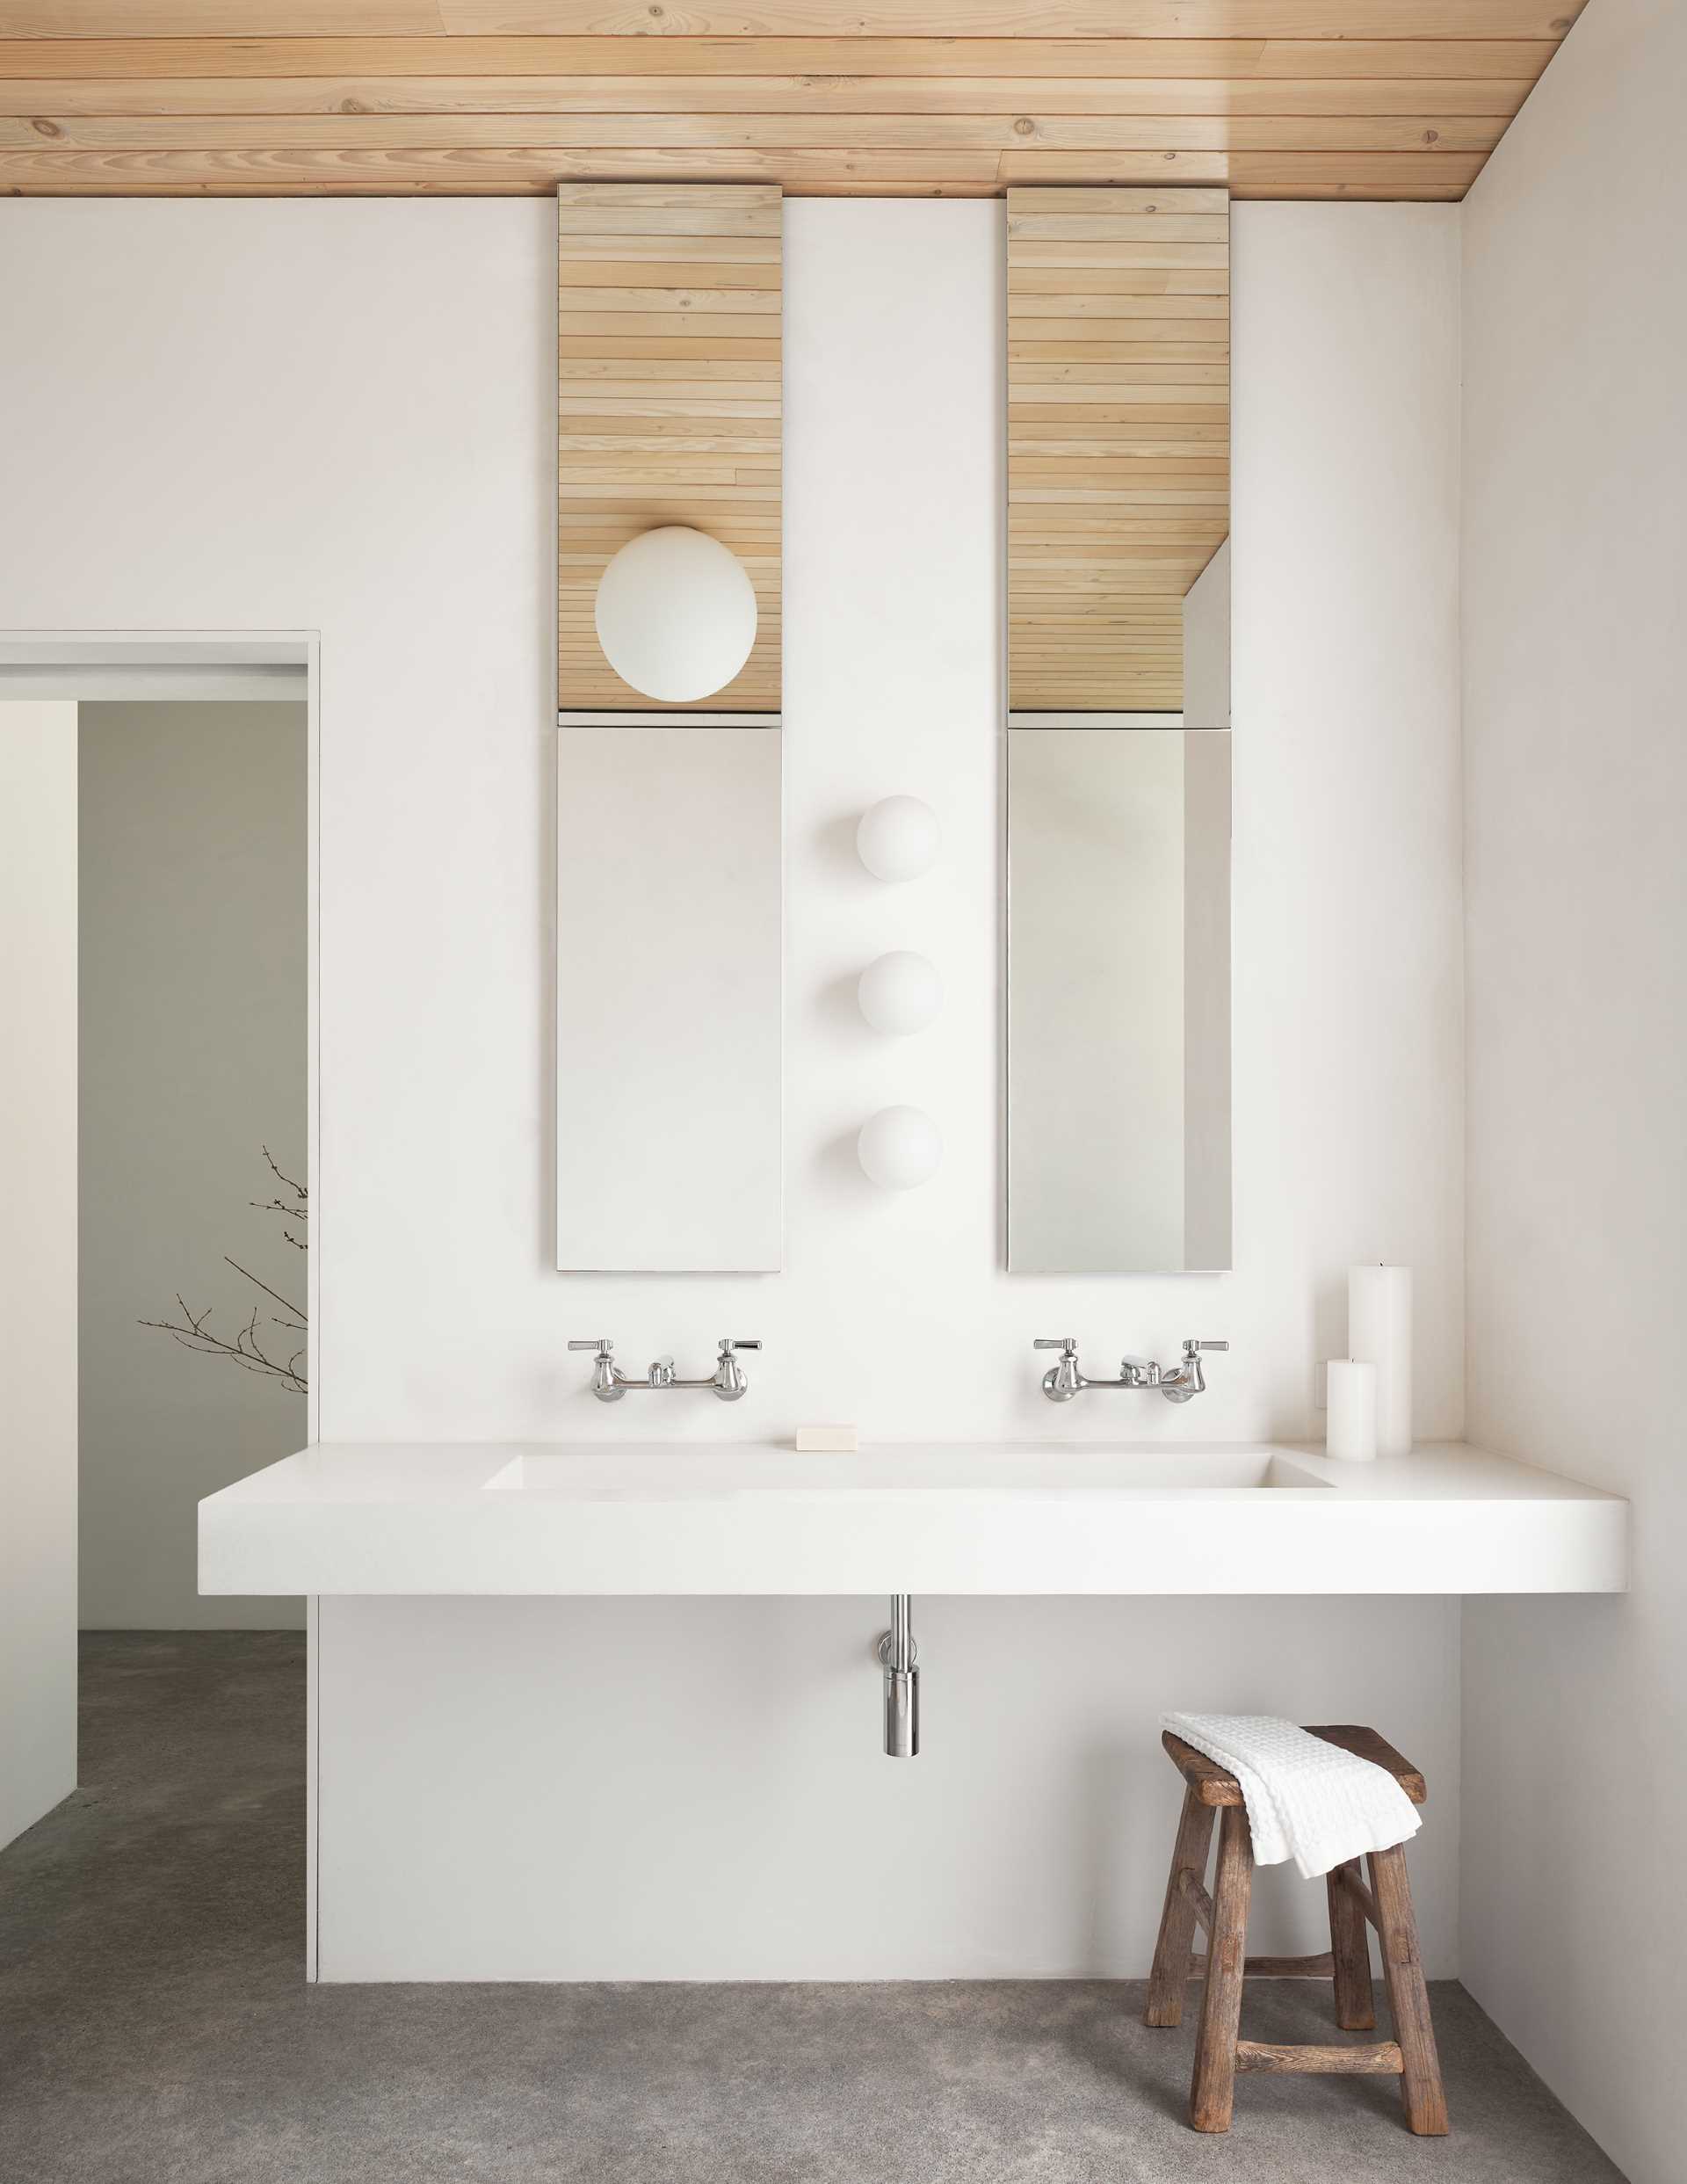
[{"x1": 878, "y1": 1594, "x2": 919, "y2": 1758}]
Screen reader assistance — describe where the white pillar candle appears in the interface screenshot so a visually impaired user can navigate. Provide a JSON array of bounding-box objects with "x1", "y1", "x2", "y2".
[
  {"x1": 1326, "y1": 1359, "x2": 1379, "y2": 1462},
  {"x1": 1347, "y1": 1264, "x2": 1413, "y2": 1458}
]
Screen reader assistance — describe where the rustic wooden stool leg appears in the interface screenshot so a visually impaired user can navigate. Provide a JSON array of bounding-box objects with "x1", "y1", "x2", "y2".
[
  {"x1": 1190, "y1": 1802, "x2": 1253, "y2": 2132},
  {"x1": 1368, "y1": 1844, "x2": 1449, "y2": 2136},
  {"x1": 1145, "y1": 1784, "x2": 1217, "y2": 2028},
  {"x1": 1326, "y1": 1857, "x2": 1376, "y2": 2031}
]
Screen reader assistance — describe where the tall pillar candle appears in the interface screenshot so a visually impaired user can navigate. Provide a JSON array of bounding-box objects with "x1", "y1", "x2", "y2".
[
  {"x1": 1347, "y1": 1264, "x2": 1413, "y2": 1458},
  {"x1": 1326, "y1": 1360, "x2": 1378, "y2": 1462}
]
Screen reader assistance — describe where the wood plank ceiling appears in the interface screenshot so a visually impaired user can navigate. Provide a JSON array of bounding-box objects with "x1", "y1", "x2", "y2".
[{"x1": 0, "y1": 3, "x2": 1582, "y2": 200}]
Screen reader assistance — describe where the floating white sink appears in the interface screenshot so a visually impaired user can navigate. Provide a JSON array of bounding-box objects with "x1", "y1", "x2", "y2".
[{"x1": 199, "y1": 1440, "x2": 1625, "y2": 1599}]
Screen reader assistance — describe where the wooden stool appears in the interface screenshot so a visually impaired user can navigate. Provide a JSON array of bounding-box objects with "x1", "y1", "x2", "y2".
[{"x1": 1144, "y1": 1724, "x2": 1448, "y2": 2137}]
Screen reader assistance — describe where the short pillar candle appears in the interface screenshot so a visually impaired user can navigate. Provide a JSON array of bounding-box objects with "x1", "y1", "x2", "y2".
[{"x1": 1326, "y1": 1359, "x2": 1379, "y2": 1462}]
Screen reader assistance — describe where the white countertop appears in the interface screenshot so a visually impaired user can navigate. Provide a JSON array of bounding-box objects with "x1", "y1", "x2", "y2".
[{"x1": 198, "y1": 1439, "x2": 1626, "y2": 1598}]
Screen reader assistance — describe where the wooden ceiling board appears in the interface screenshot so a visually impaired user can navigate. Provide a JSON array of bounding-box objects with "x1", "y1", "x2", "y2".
[
  {"x1": 0, "y1": 4, "x2": 1588, "y2": 35},
  {"x1": 556, "y1": 181, "x2": 781, "y2": 713},
  {"x1": 0, "y1": 79, "x2": 1540, "y2": 117},
  {"x1": 0, "y1": 7, "x2": 1582, "y2": 199},
  {"x1": 0, "y1": 37, "x2": 1567, "y2": 77}
]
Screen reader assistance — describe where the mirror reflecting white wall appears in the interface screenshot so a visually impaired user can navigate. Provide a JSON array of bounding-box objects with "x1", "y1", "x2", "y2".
[
  {"x1": 556, "y1": 717, "x2": 782, "y2": 1273},
  {"x1": 1007, "y1": 721, "x2": 1231, "y2": 1273}
]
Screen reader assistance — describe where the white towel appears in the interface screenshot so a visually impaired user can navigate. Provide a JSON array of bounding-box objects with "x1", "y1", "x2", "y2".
[{"x1": 1162, "y1": 1713, "x2": 1421, "y2": 1881}]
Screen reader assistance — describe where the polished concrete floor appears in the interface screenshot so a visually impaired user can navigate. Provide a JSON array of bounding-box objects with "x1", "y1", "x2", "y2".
[{"x1": 0, "y1": 1634, "x2": 1626, "y2": 2184}]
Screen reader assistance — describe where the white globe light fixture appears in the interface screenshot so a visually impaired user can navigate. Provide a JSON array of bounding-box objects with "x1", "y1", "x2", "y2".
[
  {"x1": 858, "y1": 1105, "x2": 943, "y2": 1191},
  {"x1": 857, "y1": 951, "x2": 943, "y2": 1037},
  {"x1": 856, "y1": 795, "x2": 940, "y2": 883},
  {"x1": 594, "y1": 526, "x2": 757, "y2": 703}
]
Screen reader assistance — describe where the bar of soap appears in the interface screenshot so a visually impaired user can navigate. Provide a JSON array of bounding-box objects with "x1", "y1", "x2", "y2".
[{"x1": 795, "y1": 1425, "x2": 858, "y2": 1454}]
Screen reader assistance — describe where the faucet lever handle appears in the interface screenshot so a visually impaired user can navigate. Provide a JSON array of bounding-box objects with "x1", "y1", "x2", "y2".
[
  {"x1": 568, "y1": 1338, "x2": 614, "y2": 1353},
  {"x1": 719, "y1": 1338, "x2": 762, "y2": 1353},
  {"x1": 1183, "y1": 1339, "x2": 1228, "y2": 1355},
  {"x1": 1034, "y1": 1336, "x2": 1078, "y2": 1353}
]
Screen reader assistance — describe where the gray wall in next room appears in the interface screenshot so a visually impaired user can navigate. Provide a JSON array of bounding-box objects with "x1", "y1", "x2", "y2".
[{"x1": 79, "y1": 700, "x2": 307, "y2": 1629}]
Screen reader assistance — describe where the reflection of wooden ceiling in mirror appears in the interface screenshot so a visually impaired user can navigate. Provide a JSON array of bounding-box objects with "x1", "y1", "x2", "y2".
[
  {"x1": 557, "y1": 182, "x2": 781, "y2": 711},
  {"x1": 0, "y1": 5, "x2": 1580, "y2": 200},
  {"x1": 1008, "y1": 185, "x2": 1227, "y2": 712}
]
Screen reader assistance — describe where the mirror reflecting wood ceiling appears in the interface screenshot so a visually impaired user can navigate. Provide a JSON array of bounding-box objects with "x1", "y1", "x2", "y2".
[
  {"x1": 0, "y1": 2, "x2": 1582, "y2": 199},
  {"x1": 557, "y1": 182, "x2": 782, "y2": 711},
  {"x1": 1008, "y1": 184, "x2": 1227, "y2": 711}
]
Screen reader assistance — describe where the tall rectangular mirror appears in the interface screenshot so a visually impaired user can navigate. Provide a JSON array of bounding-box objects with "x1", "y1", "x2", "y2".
[
  {"x1": 554, "y1": 185, "x2": 784, "y2": 1276},
  {"x1": 556, "y1": 718, "x2": 782, "y2": 1273},
  {"x1": 1005, "y1": 184, "x2": 1230, "y2": 1274},
  {"x1": 1007, "y1": 719, "x2": 1229, "y2": 1273}
]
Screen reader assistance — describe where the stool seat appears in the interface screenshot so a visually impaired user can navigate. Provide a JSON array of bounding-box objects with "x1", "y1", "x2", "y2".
[
  {"x1": 1162, "y1": 1723, "x2": 1427, "y2": 1808},
  {"x1": 1146, "y1": 1720, "x2": 1448, "y2": 2138}
]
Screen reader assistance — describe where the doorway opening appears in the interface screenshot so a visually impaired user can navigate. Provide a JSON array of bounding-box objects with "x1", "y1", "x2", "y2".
[{"x1": 0, "y1": 635, "x2": 318, "y2": 1851}]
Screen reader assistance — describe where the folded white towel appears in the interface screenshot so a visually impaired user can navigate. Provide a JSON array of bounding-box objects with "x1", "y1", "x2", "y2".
[{"x1": 1162, "y1": 1713, "x2": 1421, "y2": 1881}]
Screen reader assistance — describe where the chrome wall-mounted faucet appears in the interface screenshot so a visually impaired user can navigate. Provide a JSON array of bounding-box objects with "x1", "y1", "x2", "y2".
[
  {"x1": 569, "y1": 1338, "x2": 761, "y2": 1404},
  {"x1": 1034, "y1": 1336, "x2": 1228, "y2": 1404}
]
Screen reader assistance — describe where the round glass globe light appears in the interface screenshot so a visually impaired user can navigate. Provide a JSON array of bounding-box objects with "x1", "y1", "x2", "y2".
[
  {"x1": 857, "y1": 1105, "x2": 943, "y2": 1191},
  {"x1": 856, "y1": 795, "x2": 940, "y2": 883},
  {"x1": 857, "y1": 951, "x2": 943, "y2": 1037},
  {"x1": 594, "y1": 526, "x2": 757, "y2": 703}
]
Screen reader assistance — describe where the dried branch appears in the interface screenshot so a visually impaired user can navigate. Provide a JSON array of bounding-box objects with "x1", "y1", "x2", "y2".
[
  {"x1": 250, "y1": 1145, "x2": 308, "y2": 1252},
  {"x1": 141, "y1": 1293, "x2": 308, "y2": 1395},
  {"x1": 142, "y1": 1148, "x2": 308, "y2": 1395},
  {"x1": 262, "y1": 1144, "x2": 306, "y2": 1203},
  {"x1": 223, "y1": 1257, "x2": 305, "y2": 1329}
]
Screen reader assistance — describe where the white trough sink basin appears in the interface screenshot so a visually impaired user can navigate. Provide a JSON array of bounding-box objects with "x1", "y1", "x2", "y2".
[
  {"x1": 198, "y1": 1440, "x2": 1625, "y2": 1600},
  {"x1": 482, "y1": 1444, "x2": 1331, "y2": 1497}
]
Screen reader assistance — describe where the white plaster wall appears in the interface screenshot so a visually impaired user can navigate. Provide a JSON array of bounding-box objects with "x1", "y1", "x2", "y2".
[
  {"x1": 1231, "y1": 206, "x2": 1465, "y2": 1429},
  {"x1": 0, "y1": 197, "x2": 1465, "y2": 1976},
  {"x1": 0, "y1": 704, "x2": 79, "y2": 1850},
  {"x1": 1459, "y1": 4, "x2": 1687, "y2": 2177},
  {"x1": 318, "y1": 1590, "x2": 1459, "y2": 1981}
]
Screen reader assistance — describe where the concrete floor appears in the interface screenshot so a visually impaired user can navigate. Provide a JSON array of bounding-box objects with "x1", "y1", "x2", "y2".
[{"x1": 0, "y1": 1635, "x2": 1626, "y2": 2184}]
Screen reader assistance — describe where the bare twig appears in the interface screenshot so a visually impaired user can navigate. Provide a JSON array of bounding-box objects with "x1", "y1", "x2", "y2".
[
  {"x1": 261, "y1": 1145, "x2": 307, "y2": 1203},
  {"x1": 141, "y1": 1293, "x2": 308, "y2": 1395},
  {"x1": 223, "y1": 1257, "x2": 305, "y2": 1327},
  {"x1": 142, "y1": 1148, "x2": 309, "y2": 1395},
  {"x1": 251, "y1": 1146, "x2": 308, "y2": 1252}
]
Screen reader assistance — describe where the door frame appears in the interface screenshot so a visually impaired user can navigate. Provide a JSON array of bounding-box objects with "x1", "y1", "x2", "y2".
[
  {"x1": 0, "y1": 631, "x2": 322, "y2": 1967},
  {"x1": 0, "y1": 631, "x2": 322, "y2": 1434}
]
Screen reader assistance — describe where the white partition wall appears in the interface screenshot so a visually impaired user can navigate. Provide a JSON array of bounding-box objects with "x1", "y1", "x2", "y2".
[
  {"x1": 0, "y1": 702, "x2": 78, "y2": 1850},
  {"x1": 1460, "y1": 4, "x2": 1687, "y2": 2178}
]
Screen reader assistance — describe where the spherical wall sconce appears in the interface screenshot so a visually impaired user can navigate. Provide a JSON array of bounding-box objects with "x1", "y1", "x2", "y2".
[
  {"x1": 857, "y1": 951, "x2": 943, "y2": 1037},
  {"x1": 856, "y1": 795, "x2": 940, "y2": 883},
  {"x1": 594, "y1": 526, "x2": 757, "y2": 703},
  {"x1": 858, "y1": 1105, "x2": 943, "y2": 1191}
]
